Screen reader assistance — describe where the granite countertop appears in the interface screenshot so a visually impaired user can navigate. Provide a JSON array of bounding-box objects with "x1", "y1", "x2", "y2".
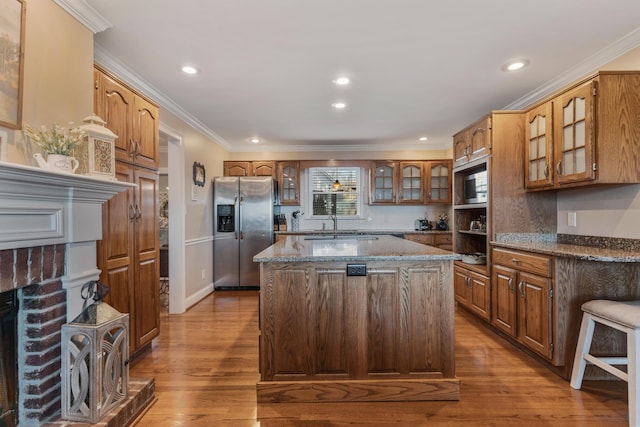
[
  {"x1": 491, "y1": 234, "x2": 640, "y2": 263},
  {"x1": 255, "y1": 235, "x2": 460, "y2": 263},
  {"x1": 274, "y1": 229, "x2": 451, "y2": 235}
]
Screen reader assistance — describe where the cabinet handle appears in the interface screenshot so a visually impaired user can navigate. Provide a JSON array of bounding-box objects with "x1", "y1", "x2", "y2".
[
  {"x1": 95, "y1": 79, "x2": 99, "y2": 90},
  {"x1": 544, "y1": 163, "x2": 549, "y2": 178},
  {"x1": 129, "y1": 138, "x2": 135, "y2": 158},
  {"x1": 465, "y1": 276, "x2": 472, "y2": 288},
  {"x1": 129, "y1": 204, "x2": 136, "y2": 220},
  {"x1": 136, "y1": 141, "x2": 142, "y2": 158},
  {"x1": 135, "y1": 205, "x2": 141, "y2": 220},
  {"x1": 507, "y1": 276, "x2": 514, "y2": 292},
  {"x1": 556, "y1": 161, "x2": 562, "y2": 177},
  {"x1": 518, "y1": 281, "x2": 525, "y2": 298}
]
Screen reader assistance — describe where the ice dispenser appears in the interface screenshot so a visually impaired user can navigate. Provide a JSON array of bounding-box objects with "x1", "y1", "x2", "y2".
[{"x1": 217, "y1": 204, "x2": 235, "y2": 232}]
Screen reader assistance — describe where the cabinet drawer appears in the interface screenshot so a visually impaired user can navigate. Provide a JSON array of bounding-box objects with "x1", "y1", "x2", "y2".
[
  {"x1": 435, "y1": 234, "x2": 452, "y2": 245},
  {"x1": 492, "y1": 248, "x2": 552, "y2": 278},
  {"x1": 404, "y1": 234, "x2": 435, "y2": 245}
]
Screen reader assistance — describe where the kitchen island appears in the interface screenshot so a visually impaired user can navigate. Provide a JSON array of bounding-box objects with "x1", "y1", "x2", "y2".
[{"x1": 253, "y1": 235, "x2": 461, "y2": 403}]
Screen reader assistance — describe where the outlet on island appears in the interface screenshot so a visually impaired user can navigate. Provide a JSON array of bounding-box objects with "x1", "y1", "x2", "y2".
[{"x1": 346, "y1": 264, "x2": 367, "y2": 276}]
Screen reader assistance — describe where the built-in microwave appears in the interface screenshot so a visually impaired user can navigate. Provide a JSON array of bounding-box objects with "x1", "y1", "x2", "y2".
[{"x1": 463, "y1": 170, "x2": 488, "y2": 204}]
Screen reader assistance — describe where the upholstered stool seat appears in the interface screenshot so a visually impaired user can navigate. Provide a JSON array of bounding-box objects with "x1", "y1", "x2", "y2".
[{"x1": 571, "y1": 300, "x2": 640, "y2": 427}]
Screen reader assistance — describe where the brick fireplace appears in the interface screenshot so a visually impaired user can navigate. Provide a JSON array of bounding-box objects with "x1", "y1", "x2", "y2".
[{"x1": 0, "y1": 162, "x2": 153, "y2": 426}]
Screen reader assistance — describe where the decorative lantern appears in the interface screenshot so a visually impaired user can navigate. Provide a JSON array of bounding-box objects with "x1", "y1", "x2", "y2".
[
  {"x1": 61, "y1": 282, "x2": 129, "y2": 423},
  {"x1": 75, "y1": 114, "x2": 117, "y2": 179}
]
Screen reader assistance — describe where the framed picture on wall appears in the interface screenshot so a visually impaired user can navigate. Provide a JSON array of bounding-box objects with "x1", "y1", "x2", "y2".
[
  {"x1": 0, "y1": 0, "x2": 26, "y2": 129},
  {"x1": 193, "y1": 162, "x2": 205, "y2": 187}
]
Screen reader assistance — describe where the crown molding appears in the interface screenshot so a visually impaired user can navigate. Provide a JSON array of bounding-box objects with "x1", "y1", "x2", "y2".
[
  {"x1": 93, "y1": 44, "x2": 233, "y2": 151},
  {"x1": 231, "y1": 141, "x2": 452, "y2": 153},
  {"x1": 52, "y1": 0, "x2": 112, "y2": 34},
  {"x1": 503, "y1": 27, "x2": 640, "y2": 110}
]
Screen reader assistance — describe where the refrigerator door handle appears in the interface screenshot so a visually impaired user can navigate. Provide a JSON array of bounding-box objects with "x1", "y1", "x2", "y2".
[{"x1": 235, "y1": 231, "x2": 238, "y2": 240}]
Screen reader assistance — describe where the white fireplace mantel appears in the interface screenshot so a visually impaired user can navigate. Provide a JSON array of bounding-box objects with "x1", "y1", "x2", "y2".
[{"x1": 0, "y1": 161, "x2": 133, "y2": 319}]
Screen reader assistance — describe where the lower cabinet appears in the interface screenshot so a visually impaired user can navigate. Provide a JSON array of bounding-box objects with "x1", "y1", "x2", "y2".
[
  {"x1": 98, "y1": 163, "x2": 160, "y2": 355},
  {"x1": 404, "y1": 233, "x2": 452, "y2": 250},
  {"x1": 491, "y1": 248, "x2": 553, "y2": 361},
  {"x1": 453, "y1": 264, "x2": 490, "y2": 322}
]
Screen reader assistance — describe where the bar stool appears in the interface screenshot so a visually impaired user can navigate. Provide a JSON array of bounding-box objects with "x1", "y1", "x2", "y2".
[{"x1": 570, "y1": 300, "x2": 640, "y2": 427}]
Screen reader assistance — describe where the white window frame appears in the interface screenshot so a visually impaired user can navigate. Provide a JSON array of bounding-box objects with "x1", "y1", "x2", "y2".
[{"x1": 308, "y1": 167, "x2": 362, "y2": 219}]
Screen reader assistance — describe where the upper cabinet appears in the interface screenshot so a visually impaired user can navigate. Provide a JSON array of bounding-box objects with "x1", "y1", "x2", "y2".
[
  {"x1": 277, "y1": 161, "x2": 300, "y2": 205},
  {"x1": 94, "y1": 66, "x2": 159, "y2": 170},
  {"x1": 524, "y1": 72, "x2": 640, "y2": 190},
  {"x1": 453, "y1": 115, "x2": 492, "y2": 168},
  {"x1": 370, "y1": 160, "x2": 452, "y2": 205},
  {"x1": 223, "y1": 161, "x2": 276, "y2": 178}
]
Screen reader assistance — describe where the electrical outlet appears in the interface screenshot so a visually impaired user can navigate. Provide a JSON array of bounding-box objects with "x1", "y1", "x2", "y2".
[
  {"x1": 347, "y1": 264, "x2": 366, "y2": 276},
  {"x1": 568, "y1": 212, "x2": 577, "y2": 227}
]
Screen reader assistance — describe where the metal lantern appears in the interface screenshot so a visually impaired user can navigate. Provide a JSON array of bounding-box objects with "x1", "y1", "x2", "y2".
[
  {"x1": 61, "y1": 282, "x2": 129, "y2": 423},
  {"x1": 76, "y1": 114, "x2": 117, "y2": 179}
]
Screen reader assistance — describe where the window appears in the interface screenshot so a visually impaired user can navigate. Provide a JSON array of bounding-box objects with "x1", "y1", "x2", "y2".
[{"x1": 309, "y1": 167, "x2": 360, "y2": 217}]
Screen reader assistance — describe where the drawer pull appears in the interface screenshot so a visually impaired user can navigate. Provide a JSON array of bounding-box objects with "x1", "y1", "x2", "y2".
[{"x1": 511, "y1": 258, "x2": 519, "y2": 264}]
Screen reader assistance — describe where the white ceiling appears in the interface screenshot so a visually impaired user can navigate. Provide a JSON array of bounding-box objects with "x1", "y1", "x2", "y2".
[{"x1": 83, "y1": 0, "x2": 640, "y2": 153}]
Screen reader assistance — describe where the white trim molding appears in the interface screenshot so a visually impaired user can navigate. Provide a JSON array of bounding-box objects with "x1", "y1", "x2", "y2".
[{"x1": 52, "y1": 0, "x2": 112, "y2": 34}]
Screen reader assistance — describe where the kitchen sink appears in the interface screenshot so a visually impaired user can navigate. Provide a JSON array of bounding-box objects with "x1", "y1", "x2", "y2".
[{"x1": 304, "y1": 235, "x2": 379, "y2": 241}]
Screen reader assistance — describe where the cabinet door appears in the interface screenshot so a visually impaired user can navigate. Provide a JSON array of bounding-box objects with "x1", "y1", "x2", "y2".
[
  {"x1": 277, "y1": 161, "x2": 300, "y2": 205},
  {"x1": 94, "y1": 70, "x2": 134, "y2": 163},
  {"x1": 132, "y1": 168, "x2": 160, "y2": 350},
  {"x1": 370, "y1": 161, "x2": 396, "y2": 204},
  {"x1": 253, "y1": 161, "x2": 277, "y2": 178},
  {"x1": 525, "y1": 102, "x2": 554, "y2": 189},
  {"x1": 517, "y1": 271, "x2": 552, "y2": 359},
  {"x1": 132, "y1": 96, "x2": 159, "y2": 169},
  {"x1": 425, "y1": 160, "x2": 451, "y2": 203},
  {"x1": 469, "y1": 116, "x2": 492, "y2": 161},
  {"x1": 224, "y1": 161, "x2": 252, "y2": 176},
  {"x1": 453, "y1": 266, "x2": 470, "y2": 307},
  {"x1": 398, "y1": 162, "x2": 424, "y2": 204},
  {"x1": 98, "y1": 163, "x2": 135, "y2": 352},
  {"x1": 491, "y1": 264, "x2": 517, "y2": 337},
  {"x1": 468, "y1": 270, "x2": 490, "y2": 321},
  {"x1": 453, "y1": 131, "x2": 469, "y2": 167},
  {"x1": 553, "y1": 81, "x2": 595, "y2": 186}
]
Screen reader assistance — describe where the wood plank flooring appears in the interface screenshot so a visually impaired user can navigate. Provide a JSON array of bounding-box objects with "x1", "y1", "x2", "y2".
[{"x1": 131, "y1": 291, "x2": 629, "y2": 426}]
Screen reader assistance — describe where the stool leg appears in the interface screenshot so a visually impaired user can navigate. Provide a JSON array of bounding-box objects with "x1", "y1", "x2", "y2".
[
  {"x1": 629, "y1": 328, "x2": 640, "y2": 427},
  {"x1": 571, "y1": 313, "x2": 595, "y2": 390}
]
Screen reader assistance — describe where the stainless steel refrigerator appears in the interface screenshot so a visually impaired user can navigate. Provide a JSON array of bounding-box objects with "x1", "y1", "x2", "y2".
[{"x1": 213, "y1": 176, "x2": 274, "y2": 289}]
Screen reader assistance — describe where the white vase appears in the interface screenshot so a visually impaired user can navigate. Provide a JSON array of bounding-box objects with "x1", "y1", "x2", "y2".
[{"x1": 34, "y1": 153, "x2": 79, "y2": 173}]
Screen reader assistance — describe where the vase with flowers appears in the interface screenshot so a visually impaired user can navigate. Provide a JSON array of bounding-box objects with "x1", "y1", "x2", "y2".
[{"x1": 23, "y1": 122, "x2": 86, "y2": 173}]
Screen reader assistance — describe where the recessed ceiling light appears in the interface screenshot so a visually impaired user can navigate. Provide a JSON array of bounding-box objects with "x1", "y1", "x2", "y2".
[
  {"x1": 419, "y1": 136, "x2": 428, "y2": 141},
  {"x1": 502, "y1": 59, "x2": 530, "y2": 72},
  {"x1": 332, "y1": 102, "x2": 347, "y2": 109},
  {"x1": 250, "y1": 138, "x2": 261, "y2": 143},
  {"x1": 332, "y1": 76, "x2": 350, "y2": 86},
  {"x1": 181, "y1": 65, "x2": 198, "y2": 74}
]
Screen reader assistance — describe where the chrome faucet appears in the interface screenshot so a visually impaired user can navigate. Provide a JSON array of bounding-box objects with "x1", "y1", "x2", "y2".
[{"x1": 329, "y1": 214, "x2": 338, "y2": 231}]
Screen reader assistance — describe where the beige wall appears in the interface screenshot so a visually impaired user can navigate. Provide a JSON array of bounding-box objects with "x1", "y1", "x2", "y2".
[{"x1": 2, "y1": 0, "x2": 93, "y2": 164}]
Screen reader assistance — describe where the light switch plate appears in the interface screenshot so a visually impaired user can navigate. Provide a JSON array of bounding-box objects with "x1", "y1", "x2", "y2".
[
  {"x1": 191, "y1": 185, "x2": 198, "y2": 201},
  {"x1": 568, "y1": 212, "x2": 577, "y2": 227}
]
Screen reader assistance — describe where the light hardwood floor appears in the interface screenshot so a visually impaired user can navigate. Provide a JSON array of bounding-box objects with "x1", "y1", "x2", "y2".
[{"x1": 131, "y1": 291, "x2": 628, "y2": 426}]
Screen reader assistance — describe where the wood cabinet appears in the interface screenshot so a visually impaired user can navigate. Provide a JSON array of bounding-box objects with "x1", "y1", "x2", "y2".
[
  {"x1": 370, "y1": 160, "x2": 451, "y2": 205},
  {"x1": 276, "y1": 161, "x2": 300, "y2": 205},
  {"x1": 454, "y1": 265, "x2": 490, "y2": 322},
  {"x1": 223, "y1": 161, "x2": 276, "y2": 178},
  {"x1": 453, "y1": 115, "x2": 492, "y2": 167},
  {"x1": 257, "y1": 258, "x2": 458, "y2": 402},
  {"x1": 94, "y1": 66, "x2": 160, "y2": 356},
  {"x1": 98, "y1": 164, "x2": 160, "y2": 354},
  {"x1": 403, "y1": 233, "x2": 452, "y2": 250},
  {"x1": 94, "y1": 66, "x2": 159, "y2": 169},
  {"x1": 491, "y1": 247, "x2": 553, "y2": 361},
  {"x1": 525, "y1": 71, "x2": 640, "y2": 190}
]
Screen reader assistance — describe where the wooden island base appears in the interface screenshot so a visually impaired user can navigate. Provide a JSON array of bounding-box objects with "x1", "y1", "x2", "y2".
[
  {"x1": 254, "y1": 236, "x2": 462, "y2": 404},
  {"x1": 257, "y1": 378, "x2": 460, "y2": 403}
]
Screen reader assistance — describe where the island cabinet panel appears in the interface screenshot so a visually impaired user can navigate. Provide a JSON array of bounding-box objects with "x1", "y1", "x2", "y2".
[{"x1": 258, "y1": 259, "x2": 459, "y2": 402}]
